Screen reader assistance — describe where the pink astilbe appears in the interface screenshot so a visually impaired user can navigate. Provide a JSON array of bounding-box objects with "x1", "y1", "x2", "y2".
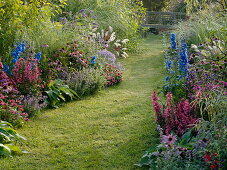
[
  {"x1": 164, "y1": 92, "x2": 173, "y2": 134},
  {"x1": 13, "y1": 58, "x2": 40, "y2": 84},
  {"x1": 151, "y1": 92, "x2": 198, "y2": 137},
  {"x1": 12, "y1": 58, "x2": 41, "y2": 94},
  {"x1": 151, "y1": 92, "x2": 164, "y2": 127},
  {"x1": 172, "y1": 99, "x2": 197, "y2": 136},
  {"x1": 164, "y1": 95, "x2": 197, "y2": 136}
]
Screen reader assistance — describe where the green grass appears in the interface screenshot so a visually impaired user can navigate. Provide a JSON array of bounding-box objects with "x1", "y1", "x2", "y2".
[{"x1": 0, "y1": 35, "x2": 164, "y2": 169}]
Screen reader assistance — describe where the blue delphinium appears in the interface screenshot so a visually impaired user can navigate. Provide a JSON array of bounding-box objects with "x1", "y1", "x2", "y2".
[
  {"x1": 11, "y1": 42, "x2": 26, "y2": 63},
  {"x1": 179, "y1": 40, "x2": 189, "y2": 77},
  {"x1": 170, "y1": 33, "x2": 177, "y2": 50},
  {"x1": 90, "y1": 56, "x2": 97, "y2": 64},
  {"x1": 3, "y1": 64, "x2": 10, "y2": 74},
  {"x1": 35, "y1": 52, "x2": 42, "y2": 61}
]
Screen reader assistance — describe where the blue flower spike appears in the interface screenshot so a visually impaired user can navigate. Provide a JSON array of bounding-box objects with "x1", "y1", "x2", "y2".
[
  {"x1": 170, "y1": 33, "x2": 177, "y2": 50},
  {"x1": 35, "y1": 52, "x2": 42, "y2": 61}
]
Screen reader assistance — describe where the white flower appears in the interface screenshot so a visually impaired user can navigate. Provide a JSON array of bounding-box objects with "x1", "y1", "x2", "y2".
[
  {"x1": 92, "y1": 33, "x2": 96, "y2": 39},
  {"x1": 96, "y1": 32, "x2": 101, "y2": 40},
  {"x1": 105, "y1": 30, "x2": 109, "y2": 37},
  {"x1": 92, "y1": 27, "x2": 98, "y2": 32},
  {"x1": 121, "y1": 52, "x2": 128, "y2": 58},
  {"x1": 114, "y1": 42, "x2": 121, "y2": 47},
  {"x1": 108, "y1": 26, "x2": 113, "y2": 33},
  {"x1": 191, "y1": 44, "x2": 198, "y2": 49},
  {"x1": 109, "y1": 32, "x2": 116, "y2": 42},
  {"x1": 122, "y1": 39, "x2": 129, "y2": 44},
  {"x1": 101, "y1": 29, "x2": 104, "y2": 38}
]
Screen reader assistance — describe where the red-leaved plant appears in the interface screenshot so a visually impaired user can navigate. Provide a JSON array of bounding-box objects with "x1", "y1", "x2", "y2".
[{"x1": 151, "y1": 92, "x2": 197, "y2": 136}]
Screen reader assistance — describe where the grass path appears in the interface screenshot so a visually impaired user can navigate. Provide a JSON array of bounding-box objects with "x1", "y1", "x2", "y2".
[{"x1": 1, "y1": 35, "x2": 164, "y2": 169}]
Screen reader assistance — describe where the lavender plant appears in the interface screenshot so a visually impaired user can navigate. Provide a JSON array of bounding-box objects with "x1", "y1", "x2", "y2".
[
  {"x1": 21, "y1": 94, "x2": 48, "y2": 117},
  {"x1": 64, "y1": 68, "x2": 106, "y2": 97}
]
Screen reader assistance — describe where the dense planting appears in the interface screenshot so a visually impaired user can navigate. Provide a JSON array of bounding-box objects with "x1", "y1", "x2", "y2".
[
  {"x1": 0, "y1": 0, "x2": 226, "y2": 169},
  {"x1": 0, "y1": 0, "x2": 144, "y2": 157},
  {"x1": 136, "y1": 3, "x2": 227, "y2": 169}
]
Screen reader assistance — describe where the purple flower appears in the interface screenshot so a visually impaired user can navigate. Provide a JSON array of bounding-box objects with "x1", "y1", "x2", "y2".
[
  {"x1": 98, "y1": 50, "x2": 116, "y2": 65},
  {"x1": 79, "y1": 9, "x2": 85, "y2": 13}
]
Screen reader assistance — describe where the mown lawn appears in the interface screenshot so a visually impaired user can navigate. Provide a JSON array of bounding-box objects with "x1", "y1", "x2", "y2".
[{"x1": 0, "y1": 35, "x2": 164, "y2": 169}]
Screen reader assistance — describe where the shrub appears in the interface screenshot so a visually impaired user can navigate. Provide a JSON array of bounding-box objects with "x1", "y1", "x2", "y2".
[
  {"x1": 0, "y1": 0, "x2": 67, "y2": 57},
  {"x1": 0, "y1": 63, "x2": 28, "y2": 126},
  {"x1": 175, "y1": 6, "x2": 227, "y2": 45},
  {"x1": 60, "y1": 0, "x2": 146, "y2": 51},
  {"x1": 187, "y1": 38, "x2": 226, "y2": 120}
]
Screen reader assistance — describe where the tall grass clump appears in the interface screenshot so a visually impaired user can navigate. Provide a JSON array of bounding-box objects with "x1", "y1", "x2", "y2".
[
  {"x1": 59, "y1": 0, "x2": 146, "y2": 52},
  {"x1": 175, "y1": 5, "x2": 227, "y2": 45}
]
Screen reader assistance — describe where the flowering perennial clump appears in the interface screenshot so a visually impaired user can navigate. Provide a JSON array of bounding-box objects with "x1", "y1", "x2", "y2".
[
  {"x1": 11, "y1": 42, "x2": 26, "y2": 63},
  {"x1": 151, "y1": 92, "x2": 197, "y2": 136},
  {"x1": 103, "y1": 64, "x2": 122, "y2": 86},
  {"x1": 170, "y1": 33, "x2": 177, "y2": 50},
  {"x1": 12, "y1": 58, "x2": 41, "y2": 94},
  {"x1": 179, "y1": 41, "x2": 189, "y2": 77},
  {"x1": 98, "y1": 50, "x2": 116, "y2": 66}
]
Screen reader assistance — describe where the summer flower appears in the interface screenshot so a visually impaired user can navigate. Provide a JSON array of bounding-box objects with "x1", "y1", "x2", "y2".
[{"x1": 161, "y1": 134, "x2": 177, "y2": 144}]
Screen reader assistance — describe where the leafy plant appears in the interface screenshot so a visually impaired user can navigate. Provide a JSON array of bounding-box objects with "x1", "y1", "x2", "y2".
[
  {"x1": 0, "y1": 121, "x2": 26, "y2": 157},
  {"x1": 45, "y1": 79, "x2": 79, "y2": 108}
]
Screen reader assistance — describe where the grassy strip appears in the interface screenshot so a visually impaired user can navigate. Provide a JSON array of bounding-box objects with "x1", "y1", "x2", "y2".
[{"x1": 0, "y1": 35, "x2": 164, "y2": 169}]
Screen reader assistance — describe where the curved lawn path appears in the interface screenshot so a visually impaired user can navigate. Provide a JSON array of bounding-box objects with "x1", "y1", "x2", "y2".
[{"x1": 1, "y1": 35, "x2": 164, "y2": 169}]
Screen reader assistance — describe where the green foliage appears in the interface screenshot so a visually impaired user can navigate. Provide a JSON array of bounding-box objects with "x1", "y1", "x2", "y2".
[
  {"x1": 61, "y1": 0, "x2": 146, "y2": 52},
  {"x1": 0, "y1": 121, "x2": 25, "y2": 157},
  {"x1": 136, "y1": 128, "x2": 196, "y2": 169},
  {"x1": 45, "y1": 79, "x2": 79, "y2": 108},
  {"x1": 65, "y1": 68, "x2": 106, "y2": 97},
  {"x1": 184, "y1": 0, "x2": 227, "y2": 14},
  {"x1": 163, "y1": 0, "x2": 186, "y2": 13},
  {"x1": 175, "y1": 6, "x2": 227, "y2": 45},
  {"x1": 0, "y1": 0, "x2": 67, "y2": 57},
  {"x1": 142, "y1": 0, "x2": 167, "y2": 11}
]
